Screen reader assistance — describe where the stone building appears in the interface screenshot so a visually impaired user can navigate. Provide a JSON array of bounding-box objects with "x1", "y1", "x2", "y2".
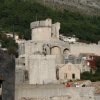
[
  {"x1": 15, "y1": 19, "x2": 95, "y2": 100},
  {"x1": 64, "y1": 55, "x2": 85, "y2": 73},
  {"x1": 57, "y1": 63, "x2": 80, "y2": 81},
  {"x1": 16, "y1": 18, "x2": 98, "y2": 83},
  {"x1": 16, "y1": 18, "x2": 73, "y2": 84}
]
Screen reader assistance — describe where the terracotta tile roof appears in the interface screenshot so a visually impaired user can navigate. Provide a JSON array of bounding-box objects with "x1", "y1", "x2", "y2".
[{"x1": 86, "y1": 60, "x2": 96, "y2": 70}]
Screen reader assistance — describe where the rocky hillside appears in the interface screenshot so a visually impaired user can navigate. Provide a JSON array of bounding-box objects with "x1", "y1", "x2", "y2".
[
  {"x1": 33, "y1": 0, "x2": 100, "y2": 15},
  {"x1": 1, "y1": 0, "x2": 100, "y2": 43}
]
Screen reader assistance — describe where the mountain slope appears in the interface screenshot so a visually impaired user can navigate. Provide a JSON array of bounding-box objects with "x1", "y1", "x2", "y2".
[
  {"x1": 0, "y1": 0, "x2": 100, "y2": 43},
  {"x1": 32, "y1": 0, "x2": 100, "y2": 15}
]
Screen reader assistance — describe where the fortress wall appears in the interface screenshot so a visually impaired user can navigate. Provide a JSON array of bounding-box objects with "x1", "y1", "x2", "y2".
[
  {"x1": 25, "y1": 41, "x2": 33, "y2": 55},
  {"x1": 70, "y1": 43, "x2": 100, "y2": 56},
  {"x1": 24, "y1": 41, "x2": 43, "y2": 55},
  {"x1": 28, "y1": 55, "x2": 56, "y2": 84},
  {"x1": 32, "y1": 27, "x2": 51, "y2": 41},
  {"x1": 18, "y1": 42, "x2": 25, "y2": 56},
  {"x1": 31, "y1": 19, "x2": 52, "y2": 41},
  {"x1": 30, "y1": 19, "x2": 52, "y2": 29},
  {"x1": 51, "y1": 22, "x2": 60, "y2": 39},
  {"x1": 15, "y1": 85, "x2": 95, "y2": 100}
]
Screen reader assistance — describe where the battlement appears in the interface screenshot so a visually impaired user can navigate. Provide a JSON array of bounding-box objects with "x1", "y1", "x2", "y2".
[
  {"x1": 31, "y1": 18, "x2": 61, "y2": 41},
  {"x1": 30, "y1": 18, "x2": 52, "y2": 29}
]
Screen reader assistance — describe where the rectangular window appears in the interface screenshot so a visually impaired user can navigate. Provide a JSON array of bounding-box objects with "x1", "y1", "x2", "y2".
[{"x1": 72, "y1": 74, "x2": 75, "y2": 79}]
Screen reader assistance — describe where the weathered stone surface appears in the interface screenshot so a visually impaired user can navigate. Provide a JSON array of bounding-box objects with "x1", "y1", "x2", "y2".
[
  {"x1": 70, "y1": 43, "x2": 100, "y2": 56},
  {"x1": 29, "y1": 55, "x2": 56, "y2": 84},
  {"x1": 15, "y1": 84, "x2": 95, "y2": 100},
  {"x1": 0, "y1": 50, "x2": 15, "y2": 100}
]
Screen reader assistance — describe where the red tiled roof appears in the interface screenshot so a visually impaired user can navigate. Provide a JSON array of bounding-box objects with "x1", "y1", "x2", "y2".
[{"x1": 86, "y1": 60, "x2": 96, "y2": 70}]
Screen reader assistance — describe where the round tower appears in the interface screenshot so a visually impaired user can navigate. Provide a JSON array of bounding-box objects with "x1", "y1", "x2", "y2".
[{"x1": 30, "y1": 19, "x2": 52, "y2": 41}]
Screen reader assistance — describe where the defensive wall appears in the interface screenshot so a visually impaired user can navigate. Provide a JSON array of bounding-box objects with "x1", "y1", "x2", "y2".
[
  {"x1": 70, "y1": 42, "x2": 100, "y2": 56},
  {"x1": 15, "y1": 84, "x2": 95, "y2": 100}
]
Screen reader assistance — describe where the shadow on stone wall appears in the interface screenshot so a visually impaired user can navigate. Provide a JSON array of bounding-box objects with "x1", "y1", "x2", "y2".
[{"x1": 0, "y1": 50, "x2": 15, "y2": 100}]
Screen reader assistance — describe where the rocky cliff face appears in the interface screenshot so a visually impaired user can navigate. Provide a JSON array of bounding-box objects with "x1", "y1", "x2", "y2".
[{"x1": 35, "y1": 0, "x2": 100, "y2": 15}]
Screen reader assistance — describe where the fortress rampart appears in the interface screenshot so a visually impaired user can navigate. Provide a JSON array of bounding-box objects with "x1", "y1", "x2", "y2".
[{"x1": 70, "y1": 42, "x2": 100, "y2": 56}]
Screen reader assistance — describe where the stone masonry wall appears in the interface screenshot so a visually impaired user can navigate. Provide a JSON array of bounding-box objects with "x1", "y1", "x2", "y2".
[
  {"x1": 15, "y1": 84, "x2": 95, "y2": 100},
  {"x1": 70, "y1": 43, "x2": 100, "y2": 56}
]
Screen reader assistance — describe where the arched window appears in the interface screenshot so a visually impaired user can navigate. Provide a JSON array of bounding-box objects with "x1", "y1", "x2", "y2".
[
  {"x1": 63, "y1": 48, "x2": 69, "y2": 55},
  {"x1": 51, "y1": 46, "x2": 61, "y2": 55}
]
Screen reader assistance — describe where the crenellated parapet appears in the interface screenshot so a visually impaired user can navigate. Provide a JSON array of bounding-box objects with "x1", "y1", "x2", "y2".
[
  {"x1": 30, "y1": 18, "x2": 61, "y2": 41},
  {"x1": 30, "y1": 18, "x2": 52, "y2": 29}
]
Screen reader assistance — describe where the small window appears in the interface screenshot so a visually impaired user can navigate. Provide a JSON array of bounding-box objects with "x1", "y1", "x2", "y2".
[
  {"x1": 72, "y1": 74, "x2": 75, "y2": 79},
  {"x1": 24, "y1": 70, "x2": 29, "y2": 81},
  {"x1": 23, "y1": 63, "x2": 25, "y2": 66},
  {"x1": 51, "y1": 33, "x2": 53, "y2": 37},
  {"x1": 56, "y1": 69, "x2": 59, "y2": 80},
  {"x1": 64, "y1": 73, "x2": 67, "y2": 79}
]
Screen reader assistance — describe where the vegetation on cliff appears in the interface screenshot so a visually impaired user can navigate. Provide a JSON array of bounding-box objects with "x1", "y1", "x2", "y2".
[
  {"x1": 0, "y1": 33, "x2": 18, "y2": 55},
  {"x1": 0, "y1": 0, "x2": 100, "y2": 81},
  {"x1": 0, "y1": 0, "x2": 100, "y2": 43}
]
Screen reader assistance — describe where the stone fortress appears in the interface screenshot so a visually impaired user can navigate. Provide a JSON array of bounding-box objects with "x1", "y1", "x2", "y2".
[
  {"x1": 15, "y1": 19, "x2": 95, "y2": 100},
  {"x1": 16, "y1": 18, "x2": 80, "y2": 84}
]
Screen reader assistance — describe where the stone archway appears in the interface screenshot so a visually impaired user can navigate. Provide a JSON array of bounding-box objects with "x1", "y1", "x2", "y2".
[
  {"x1": 51, "y1": 46, "x2": 61, "y2": 55},
  {"x1": 63, "y1": 48, "x2": 70, "y2": 55}
]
